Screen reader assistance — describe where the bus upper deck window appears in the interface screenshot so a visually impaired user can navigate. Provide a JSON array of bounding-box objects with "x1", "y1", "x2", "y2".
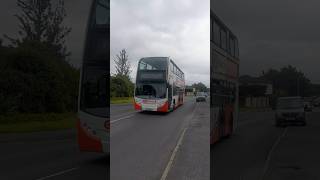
[
  {"x1": 213, "y1": 21, "x2": 220, "y2": 46},
  {"x1": 96, "y1": 0, "x2": 109, "y2": 25},
  {"x1": 235, "y1": 39, "x2": 239, "y2": 58},
  {"x1": 221, "y1": 29, "x2": 227, "y2": 50},
  {"x1": 230, "y1": 37, "x2": 235, "y2": 57}
]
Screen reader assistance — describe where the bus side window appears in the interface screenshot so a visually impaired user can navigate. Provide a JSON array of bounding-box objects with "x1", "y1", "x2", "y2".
[
  {"x1": 221, "y1": 29, "x2": 227, "y2": 50},
  {"x1": 96, "y1": 0, "x2": 109, "y2": 25},
  {"x1": 213, "y1": 21, "x2": 220, "y2": 46},
  {"x1": 230, "y1": 37, "x2": 235, "y2": 57},
  {"x1": 235, "y1": 39, "x2": 239, "y2": 58},
  {"x1": 173, "y1": 85, "x2": 177, "y2": 96}
]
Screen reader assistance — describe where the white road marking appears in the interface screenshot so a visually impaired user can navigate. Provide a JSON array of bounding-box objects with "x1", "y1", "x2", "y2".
[
  {"x1": 35, "y1": 167, "x2": 78, "y2": 180},
  {"x1": 160, "y1": 103, "x2": 198, "y2": 180},
  {"x1": 111, "y1": 113, "x2": 135, "y2": 124},
  {"x1": 160, "y1": 127, "x2": 188, "y2": 180},
  {"x1": 261, "y1": 127, "x2": 288, "y2": 179}
]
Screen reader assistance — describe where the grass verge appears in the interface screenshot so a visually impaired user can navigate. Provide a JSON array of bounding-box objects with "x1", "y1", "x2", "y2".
[
  {"x1": 111, "y1": 97, "x2": 133, "y2": 104},
  {"x1": 0, "y1": 113, "x2": 76, "y2": 133}
]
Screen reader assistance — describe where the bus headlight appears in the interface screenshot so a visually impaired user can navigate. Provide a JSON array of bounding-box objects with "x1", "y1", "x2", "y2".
[
  {"x1": 157, "y1": 99, "x2": 167, "y2": 107},
  {"x1": 135, "y1": 98, "x2": 142, "y2": 104}
]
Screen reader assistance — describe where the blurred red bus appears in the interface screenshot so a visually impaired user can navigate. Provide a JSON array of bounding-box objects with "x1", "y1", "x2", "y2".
[
  {"x1": 211, "y1": 11, "x2": 240, "y2": 144},
  {"x1": 77, "y1": 0, "x2": 109, "y2": 153}
]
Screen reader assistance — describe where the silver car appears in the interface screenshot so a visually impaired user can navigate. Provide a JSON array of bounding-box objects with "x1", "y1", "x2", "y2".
[
  {"x1": 196, "y1": 92, "x2": 206, "y2": 102},
  {"x1": 275, "y1": 96, "x2": 306, "y2": 127}
]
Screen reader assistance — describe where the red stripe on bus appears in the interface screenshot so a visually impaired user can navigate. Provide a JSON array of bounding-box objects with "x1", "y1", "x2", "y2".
[
  {"x1": 211, "y1": 105, "x2": 234, "y2": 144},
  {"x1": 211, "y1": 126, "x2": 220, "y2": 144},
  {"x1": 223, "y1": 105, "x2": 234, "y2": 136},
  {"x1": 77, "y1": 119, "x2": 103, "y2": 152},
  {"x1": 157, "y1": 101, "x2": 169, "y2": 112},
  {"x1": 134, "y1": 102, "x2": 142, "y2": 110}
]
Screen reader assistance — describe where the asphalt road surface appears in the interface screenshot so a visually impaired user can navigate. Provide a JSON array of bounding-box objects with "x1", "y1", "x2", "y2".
[
  {"x1": 0, "y1": 96, "x2": 210, "y2": 180},
  {"x1": 111, "y1": 96, "x2": 210, "y2": 180},
  {"x1": 0, "y1": 130, "x2": 108, "y2": 180},
  {"x1": 212, "y1": 108, "x2": 320, "y2": 180}
]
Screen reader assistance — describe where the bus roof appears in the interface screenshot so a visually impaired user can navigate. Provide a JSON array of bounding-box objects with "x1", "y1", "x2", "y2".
[{"x1": 140, "y1": 57, "x2": 169, "y2": 60}]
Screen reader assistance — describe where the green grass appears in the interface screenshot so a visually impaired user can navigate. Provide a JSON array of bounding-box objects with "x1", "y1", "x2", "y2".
[
  {"x1": 0, "y1": 113, "x2": 76, "y2": 133},
  {"x1": 111, "y1": 97, "x2": 133, "y2": 104}
]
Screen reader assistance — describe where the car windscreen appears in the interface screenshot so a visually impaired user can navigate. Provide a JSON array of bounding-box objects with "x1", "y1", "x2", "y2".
[
  {"x1": 277, "y1": 98, "x2": 303, "y2": 109},
  {"x1": 197, "y1": 92, "x2": 205, "y2": 96}
]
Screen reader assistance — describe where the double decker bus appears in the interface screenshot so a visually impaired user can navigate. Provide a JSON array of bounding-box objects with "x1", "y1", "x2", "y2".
[
  {"x1": 134, "y1": 57, "x2": 185, "y2": 112},
  {"x1": 210, "y1": 11, "x2": 240, "y2": 144},
  {"x1": 77, "y1": 0, "x2": 109, "y2": 153}
]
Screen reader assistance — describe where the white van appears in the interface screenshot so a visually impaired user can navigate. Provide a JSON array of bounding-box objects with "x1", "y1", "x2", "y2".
[{"x1": 275, "y1": 96, "x2": 306, "y2": 126}]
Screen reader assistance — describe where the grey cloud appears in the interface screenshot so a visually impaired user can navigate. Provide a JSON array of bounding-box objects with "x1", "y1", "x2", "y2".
[
  {"x1": 111, "y1": 0, "x2": 210, "y2": 86},
  {"x1": 213, "y1": 0, "x2": 320, "y2": 83}
]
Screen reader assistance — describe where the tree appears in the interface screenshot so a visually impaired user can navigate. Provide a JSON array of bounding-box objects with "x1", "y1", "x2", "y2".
[
  {"x1": 0, "y1": 43, "x2": 79, "y2": 114},
  {"x1": 110, "y1": 75, "x2": 134, "y2": 97},
  {"x1": 239, "y1": 85, "x2": 267, "y2": 97},
  {"x1": 260, "y1": 65, "x2": 311, "y2": 97},
  {"x1": 114, "y1": 49, "x2": 131, "y2": 78},
  {"x1": 191, "y1": 82, "x2": 208, "y2": 92},
  {"x1": 4, "y1": 0, "x2": 71, "y2": 58}
]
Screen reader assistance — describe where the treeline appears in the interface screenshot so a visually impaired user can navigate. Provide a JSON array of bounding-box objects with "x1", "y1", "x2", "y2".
[
  {"x1": 110, "y1": 75, "x2": 134, "y2": 97},
  {"x1": 186, "y1": 82, "x2": 209, "y2": 93},
  {"x1": 0, "y1": 0, "x2": 79, "y2": 114},
  {"x1": 240, "y1": 65, "x2": 320, "y2": 97},
  {"x1": 0, "y1": 42, "x2": 79, "y2": 114},
  {"x1": 110, "y1": 49, "x2": 134, "y2": 98}
]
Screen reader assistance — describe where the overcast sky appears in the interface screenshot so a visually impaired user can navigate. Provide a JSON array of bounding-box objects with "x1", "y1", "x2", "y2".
[
  {"x1": 213, "y1": 0, "x2": 320, "y2": 83},
  {"x1": 3, "y1": 1, "x2": 320, "y2": 85},
  {"x1": 111, "y1": 0, "x2": 210, "y2": 86},
  {"x1": 1, "y1": 0, "x2": 210, "y2": 86}
]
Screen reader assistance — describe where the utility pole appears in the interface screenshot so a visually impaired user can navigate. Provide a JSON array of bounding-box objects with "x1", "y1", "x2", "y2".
[{"x1": 297, "y1": 77, "x2": 300, "y2": 96}]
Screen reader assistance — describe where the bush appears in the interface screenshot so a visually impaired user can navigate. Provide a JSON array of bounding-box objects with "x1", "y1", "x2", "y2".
[
  {"x1": 110, "y1": 75, "x2": 134, "y2": 97},
  {"x1": 0, "y1": 41, "x2": 79, "y2": 114}
]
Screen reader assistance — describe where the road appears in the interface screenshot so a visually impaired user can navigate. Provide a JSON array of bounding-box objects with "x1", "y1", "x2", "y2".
[
  {"x1": 0, "y1": 130, "x2": 108, "y2": 180},
  {"x1": 111, "y1": 96, "x2": 210, "y2": 180},
  {"x1": 0, "y1": 96, "x2": 210, "y2": 180},
  {"x1": 212, "y1": 108, "x2": 320, "y2": 180}
]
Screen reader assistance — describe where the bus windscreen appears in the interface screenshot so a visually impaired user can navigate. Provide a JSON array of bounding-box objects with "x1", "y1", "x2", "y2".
[
  {"x1": 138, "y1": 57, "x2": 167, "y2": 70},
  {"x1": 80, "y1": 66, "x2": 108, "y2": 117},
  {"x1": 135, "y1": 83, "x2": 167, "y2": 99}
]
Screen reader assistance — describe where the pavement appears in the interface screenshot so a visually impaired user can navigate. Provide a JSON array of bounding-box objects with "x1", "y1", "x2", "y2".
[
  {"x1": 212, "y1": 108, "x2": 320, "y2": 180},
  {"x1": 0, "y1": 129, "x2": 108, "y2": 180}
]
